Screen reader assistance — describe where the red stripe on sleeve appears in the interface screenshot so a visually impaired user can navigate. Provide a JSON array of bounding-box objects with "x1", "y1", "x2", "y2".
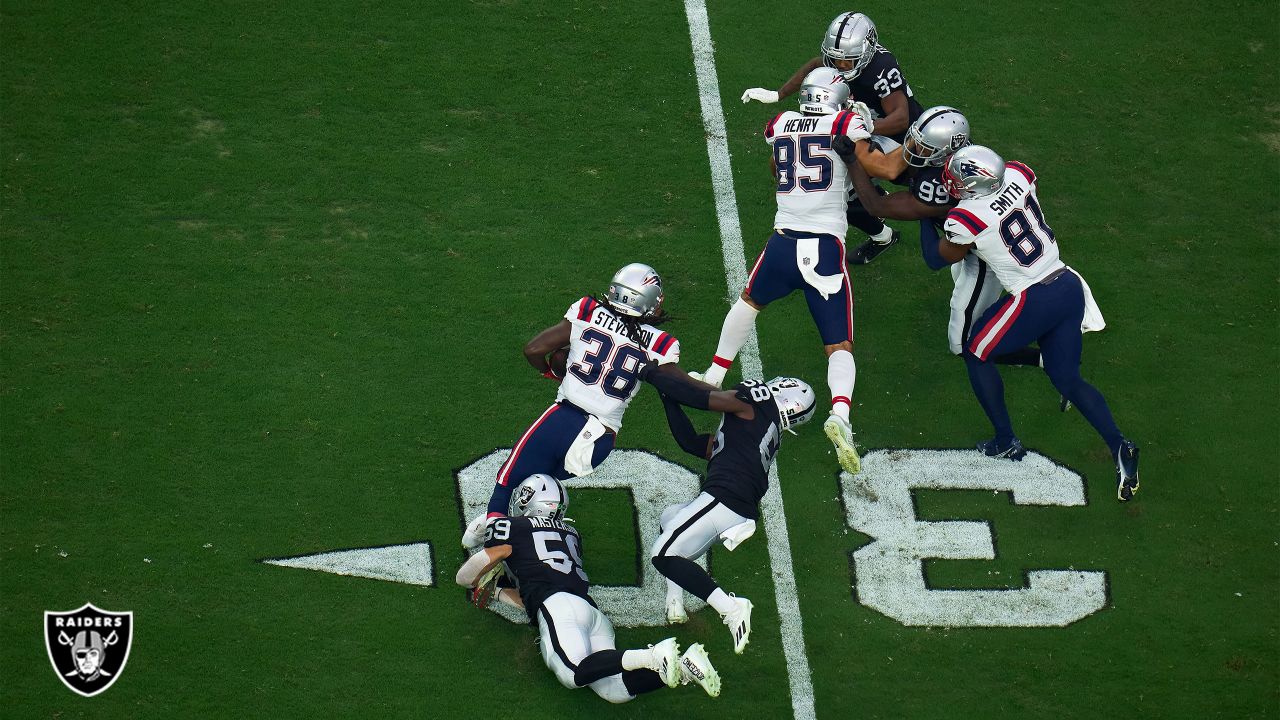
[{"x1": 1007, "y1": 161, "x2": 1036, "y2": 184}]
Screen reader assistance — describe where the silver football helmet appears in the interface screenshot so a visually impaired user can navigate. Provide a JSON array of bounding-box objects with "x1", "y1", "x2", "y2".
[
  {"x1": 904, "y1": 106, "x2": 971, "y2": 168},
  {"x1": 766, "y1": 377, "x2": 817, "y2": 432},
  {"x1": 606, "y1": 263, "x2": 664, "y2": 318},
  {"x1": 943, "y1": 145, "x2": 1005, "y2": 200},
  {"x1": 508, "y1": 474, "x2": 568, "y2": 520},
  {"x1": 798, "y1": 67, "x2": 851, "y2": 116},
  {"x1": 820, "y1": 12, "x2": 878, "y2": 79}
]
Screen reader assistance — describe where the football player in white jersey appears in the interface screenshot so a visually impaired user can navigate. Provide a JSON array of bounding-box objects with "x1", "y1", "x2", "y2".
[
  {"x1": 846, "y1": 107, "x2": 1043, "y2": 368},
  {"x1": 697, "y1": 67, "x2": 887, "y2": 475},
  {"x1": 462, "y1": 263, "x2": 688, "y2": 548},
  {"x1": 742, "y1": 12, "x2": 927, "y2": 263},
  {"x1": 930, "y1": 146, "x2": 1141, "y2": 501}
]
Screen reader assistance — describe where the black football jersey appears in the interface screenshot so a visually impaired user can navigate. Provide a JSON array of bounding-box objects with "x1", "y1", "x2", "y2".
[
  {"x1": 485, "y1": 515, "x2": 591, "y2": 622},
  {"x1": 701, "y1": 381, "x2": 783, "y2": 520},
  {"x1": 844, "y1": 46, "x2": 925, "y2": 142},
  {"x1": 909, "y1": 165, "x2": 955, "y2": 210}
]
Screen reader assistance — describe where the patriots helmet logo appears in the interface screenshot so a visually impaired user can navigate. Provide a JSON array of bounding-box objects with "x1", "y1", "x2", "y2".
[{"x1": 958, "y1": 160, "x2": 996, "y2": 180}]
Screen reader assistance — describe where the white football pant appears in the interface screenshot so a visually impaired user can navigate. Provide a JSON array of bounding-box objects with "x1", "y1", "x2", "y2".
[{"x1": 537, "y1": 592, "x2": 633, "y2": 704}]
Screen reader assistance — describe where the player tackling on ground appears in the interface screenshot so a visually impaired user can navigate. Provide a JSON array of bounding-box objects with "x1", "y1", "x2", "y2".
[
  {"x1": 697, "y1": 67, "x2": 891, "y2": 475},
  {"x1": 931, "y1": 145, "x2": 1141, "y2": 500},
  {"x1": 641, "y1": 364, "x2": 816, "y2": 652},
  {"x1": 456, "y1": 475, "x2": 720, "y2": 702}
]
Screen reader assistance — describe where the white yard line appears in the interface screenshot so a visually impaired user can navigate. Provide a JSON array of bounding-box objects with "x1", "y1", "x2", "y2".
[{"x1": 682, "y1": 3, "x2": 816, "y2": 719}]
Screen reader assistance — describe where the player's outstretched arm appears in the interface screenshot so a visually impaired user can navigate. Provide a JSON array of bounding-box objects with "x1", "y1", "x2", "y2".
[
  {"x1": 523, "y1": 319, "x2": 572, "y2": 376},
  {"x1": 455, "y1": 545, "x2": 511, "y2": 588},
  {"x1": 846, "y1": 158, "x2": 934, "y2": 220},
  {"x1": 658, "y1": 393, "x2": 714, "y2": 459},
  {"x1": 640, "y1": 363, "x2": 752, "y2": 413}
]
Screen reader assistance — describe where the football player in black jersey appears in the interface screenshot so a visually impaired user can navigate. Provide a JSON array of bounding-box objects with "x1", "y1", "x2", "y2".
[
  {"x1": 844, "y1": 107, "x2": 1044, "y2": 370},
  {"x1": 742, "y1": 12, "x2": 926, "y2": 265},
  {"x1": 456, "y1": 474, "x2": 722, "y2": 701},
  {"x1": 637, "y1": 365, "x2": 816, "y2": 654}
]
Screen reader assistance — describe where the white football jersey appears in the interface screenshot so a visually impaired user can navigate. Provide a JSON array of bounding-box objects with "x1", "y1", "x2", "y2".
[
  {"x1": 557, "y1": 296, "x2": 680, "y2": 431},
  {"x1": 942, "y1": 161, "x2": 1065, "y2": 295},
  {"x1": 764, "y1": 109, "x2": 871, "y2": 239}
]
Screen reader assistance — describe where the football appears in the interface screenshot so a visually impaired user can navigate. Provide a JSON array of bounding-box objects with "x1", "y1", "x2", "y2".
[{"x1": 548, "y1": 347, "x2": 570, "y2": 378}]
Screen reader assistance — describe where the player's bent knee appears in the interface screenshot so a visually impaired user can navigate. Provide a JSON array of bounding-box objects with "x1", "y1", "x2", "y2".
[
  {"x1": 592, "y1": 679, "x2": 634, "y2": 704},
  {"x1": 739, "y1": 290, "x2": 766, "y2": 310}
]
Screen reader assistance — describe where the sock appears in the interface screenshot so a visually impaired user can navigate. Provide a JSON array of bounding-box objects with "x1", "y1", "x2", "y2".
[
  {"x1": 575, "y1": 649, "x2": 627, "y2": 686},
  {"x1": 705, "y1": 299, "x2": 759, "y2": 385},
  {"x1": 622, "y1": 669, "x2": 666, "y2": 696},
  {"x1": 846, "y1": 195, "x2": 887, "y2": 236},
  {"x1": 652, "y1": 555, "x2": 719, "y2": 601},
  {"x1": 964, "y1": 352, "x2": 1014, "y2": 443},
  {"x1": 707, "y1": 588, "x2": 738, "y2": 615},
  {"x1": 869, "y1": 225, "x2": 894, "y2": 243},
  {"x1": 827, "y1": 350, "x2": 855, "y2": 421},
  {"x1": 1066, "y1": 381, "x2": 1124, "y2": 455},
  {"x1": 621, "y1": 648, "x2": 653, "y2": 672},
  {"x1": 994, "y1": 346, "x2": 1041, "y2": 366}
]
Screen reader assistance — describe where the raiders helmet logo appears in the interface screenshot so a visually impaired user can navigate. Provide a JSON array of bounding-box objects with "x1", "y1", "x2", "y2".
[{"x1": 45, "y1": 603, "x2": 134, "y2": 697}]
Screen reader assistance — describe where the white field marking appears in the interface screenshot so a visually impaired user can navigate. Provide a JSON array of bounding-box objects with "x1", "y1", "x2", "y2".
[
  {"x1": 683, "y1": 3, "x2": 815, "y2": 719},
  {"x1": 264, "y1": 543, "x2": 435, "y2": 586}
]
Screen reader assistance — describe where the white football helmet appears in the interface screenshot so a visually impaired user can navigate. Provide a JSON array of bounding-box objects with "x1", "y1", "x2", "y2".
[
  {"x1": 904, "y1": 106, "x2": 971, "y2": 168},
  {"x1": 798, "y1": 67, "x2": 851, "y2": 116},
  {"x1": 766, "y1": 377, "x2": 817, "y2": 432},
  {"x1": 508, "y1": 474, "x2": 568, "y2": 520},
  {"x1": 942, "y1": 145, "x2": 1005, "y2": 200},
  {"x1": 607, "y1": 263, "x2": 664, "y2": 318},
  {"x1": 820, "y1": 12, "x2": 878, "y2": 79}
]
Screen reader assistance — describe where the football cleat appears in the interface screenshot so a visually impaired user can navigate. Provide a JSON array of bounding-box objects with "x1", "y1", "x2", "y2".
[
  {"x1": 977, "y1": 436, "x2": 1026, "y2": 461},
  {"x1": 648, "y1": 637, "x2": 682, "y2": 688},
  {"x1": 1059, "y1": 395, "x2": 1073, "y2": 413},
  {"x1": 1116, "y1": 439, "x2": 1140, "y2": 502},
  {"x1": 823, "y1": 414, "x2": 861, "y2": 474},
  {"x1": 847, "y1": 228, "x2": 900, "y2": 265},
  {"x1": 666, "y1": 597, "x2": 688, "y2": 625},
  {"x1": 722, "y1": 596, "x2": 753, "y2": 655},
  {"x1": 679, "y1": 643, "x2": 721, "y2": 698}
]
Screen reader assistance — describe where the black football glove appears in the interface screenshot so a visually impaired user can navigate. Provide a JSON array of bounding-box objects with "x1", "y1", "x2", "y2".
[{"x1": 832, "y1": 134, "x2": 858, "y2": 161}]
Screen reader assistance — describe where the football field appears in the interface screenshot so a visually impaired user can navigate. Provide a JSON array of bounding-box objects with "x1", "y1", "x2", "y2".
[{"x1": 3, "y1": 1, "x2": 1277, "y2": 718}]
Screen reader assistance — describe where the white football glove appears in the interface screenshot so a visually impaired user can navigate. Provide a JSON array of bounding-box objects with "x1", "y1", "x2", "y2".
[
  {"x1": 741, "y1": 88, "x2": 780, "y2": 104},
  {"x1": 848, "y1": 101, "x2": 875, "y2": 134}
]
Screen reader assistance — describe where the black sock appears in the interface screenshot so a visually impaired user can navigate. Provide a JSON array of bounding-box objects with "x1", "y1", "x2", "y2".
[
  {"x1": 574, "y1": 649, "x2": 625, "y2": 687},
  {"x1": 993, "y1": 346, "x2": 1041, "y2": 367},
  {"x1": 846, "y1": 197, "x2": 886, "y2": 236},
  {"x1": 622, "y1": 669, "x2": 666, "y2": 696},
  {"x1": 652, "y1": 555, "x2": 719, "y2": 601}
]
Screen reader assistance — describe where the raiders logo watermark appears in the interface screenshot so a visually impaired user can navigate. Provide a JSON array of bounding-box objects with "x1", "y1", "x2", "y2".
[{"x1": 44, "y1": 603, "x2": 133, "y2": 697}]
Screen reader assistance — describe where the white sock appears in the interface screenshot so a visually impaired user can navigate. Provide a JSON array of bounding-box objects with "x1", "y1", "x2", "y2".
[
  {"x1": 621, "y1": 648, "x2": 653, "y2": 672},
  {"x1": 708, "y1": 588, "x2": 737, "y2": 615},
  {"x1": 870, "y1": 225, "x2": 894, "y2": 243},
  {"x1": 827, "y1": 350, "x2": 855, "y2": 422},
  {"x1": 705, "y1": 298, "x2": 759, "y2": 385}
]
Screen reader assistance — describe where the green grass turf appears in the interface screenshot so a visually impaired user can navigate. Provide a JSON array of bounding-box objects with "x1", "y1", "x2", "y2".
[{"x1": 2, "y1": 1, "x2": 1276, "y2": 718}]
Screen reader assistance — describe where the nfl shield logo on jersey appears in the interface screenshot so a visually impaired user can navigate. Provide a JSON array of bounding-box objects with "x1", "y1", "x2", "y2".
[{"x1": 44, "y1": 603, "x2": 134, "y2": 697}]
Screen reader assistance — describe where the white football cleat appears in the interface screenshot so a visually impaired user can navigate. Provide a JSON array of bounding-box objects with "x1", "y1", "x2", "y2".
[
  {"x1": 666, "y1": 597, "x2": 688, "y2": 625},
  {"x1": 679, "y1": 643, "x2": 721, "y2": 697},
  {"x1": 722, "y1": 596, "x2": 753, "y2": 655},
  {"x1": 823, "y1": 414, "x2": 861, "y2": 474},
  {"x1": 648, "y1": 637, "x2": 682, "y2": 688}
]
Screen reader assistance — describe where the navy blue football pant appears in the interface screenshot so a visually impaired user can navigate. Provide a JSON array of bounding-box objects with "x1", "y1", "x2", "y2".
[
  {"x1": 486, "y1": 401, "x2": 615, "y2": 516},
  {"x1": 963, "y1": 269, "x2": 1123, "y2": 454},
  {"x1": 745, "y1": 229, "x2": 853, "y2": 346}
]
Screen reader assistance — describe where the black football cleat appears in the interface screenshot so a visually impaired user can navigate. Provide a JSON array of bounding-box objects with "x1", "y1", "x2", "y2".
[
  {"x1": 848, "y1": 229, "x2": 900, "y2": 265},
  {"x1": 977, "y1": 436, "x2": 1026, "y2": 461},
  {"x1": 1116, "y1": 439, "x2": 1140, "y2": 502}
]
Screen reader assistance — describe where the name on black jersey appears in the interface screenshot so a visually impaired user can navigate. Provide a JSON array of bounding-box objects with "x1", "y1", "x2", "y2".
[
  {"x1": 527, "y1": 516, "x2": 576, "y2": 532},
  {"x1": 782, "y1": 117, "x2": 822, "y2": 134},
  {"x1": 988, "y1": 182, "x2": 1025, "y2": 216}
]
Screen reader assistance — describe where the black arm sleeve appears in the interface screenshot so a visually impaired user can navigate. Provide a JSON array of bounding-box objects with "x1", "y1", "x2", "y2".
[
  {"x1": 660, "y1": 394, "x2": 712, "y2": 459},
  {"x1": 639, "y1": 363, "x2": 712, "y2": 409}
]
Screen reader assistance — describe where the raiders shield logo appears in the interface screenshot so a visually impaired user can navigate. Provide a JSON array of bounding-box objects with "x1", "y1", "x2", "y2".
[{"x1": 44, "y1": 603, "x2": 133, "y2": 697}]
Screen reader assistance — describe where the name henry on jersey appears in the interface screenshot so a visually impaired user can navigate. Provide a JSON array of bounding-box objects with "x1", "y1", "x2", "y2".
[{"x1": 781, "y1": 116, "x2": 824, "y2": 133}]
